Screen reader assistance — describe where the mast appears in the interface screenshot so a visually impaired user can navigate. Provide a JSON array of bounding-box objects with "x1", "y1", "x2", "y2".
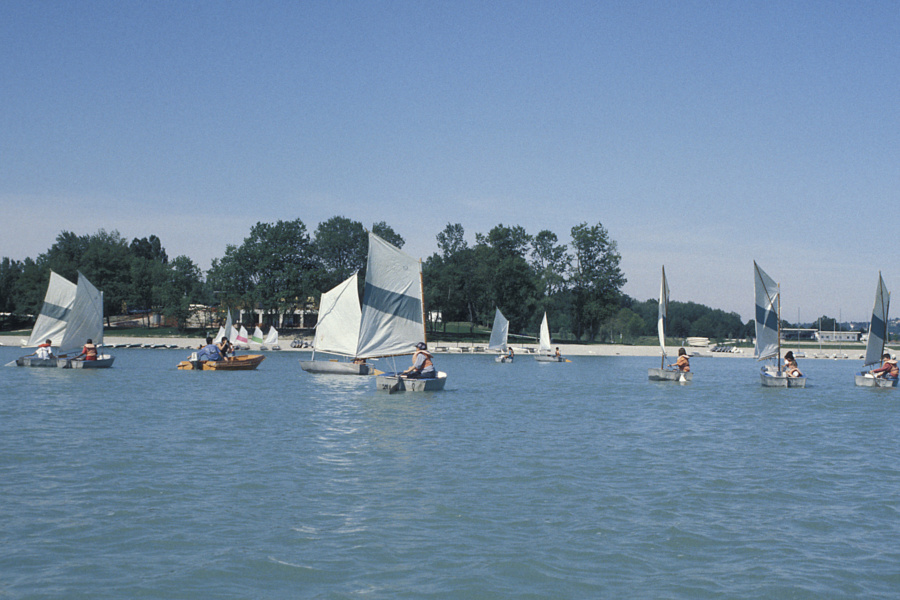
[
  {"x1": 777, "y1": 282, "x2": 782, "y2": 369},
  {"x1": 420, "y1": 260, "x2": 427, "y2": 344}
]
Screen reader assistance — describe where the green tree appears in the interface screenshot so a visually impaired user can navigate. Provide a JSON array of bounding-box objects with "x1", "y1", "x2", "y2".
[
  {"x1": 569, "y1": 222, "x2": 626, "y2": 341},
  {"x1": 313, "y1": 216, "x2": 368, "y2": 288},
  {"x1": 159, "y1": 256, "x2": 206, "y2": 331},
  {"x1": 531, "y1": 230, "x2": 569, "y2": 296}
]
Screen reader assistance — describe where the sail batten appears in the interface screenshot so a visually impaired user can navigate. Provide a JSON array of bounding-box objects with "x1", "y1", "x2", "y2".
[
  {"x1": 356, "y1": 233, "x2": 424, "y2": 359},
  {"x1": 488, "y1": 308, "x2": 509, "y2": 351},
  {"x1": 754, "y1": 262, "x2": 780, "y2": 361},
  {"x1": 863, "y1": 273, "x2": 890, "y2": 367}
]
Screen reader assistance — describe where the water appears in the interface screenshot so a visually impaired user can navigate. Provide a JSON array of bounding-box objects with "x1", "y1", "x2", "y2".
[{"x1": 2, "y1": 348, "x2": 899, "y2": 598}]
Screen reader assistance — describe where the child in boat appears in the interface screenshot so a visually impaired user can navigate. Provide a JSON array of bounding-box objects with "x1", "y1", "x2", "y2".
[
  {"x1": 871, "y1": 352, "x2": 898, "y2": 379},
  {"x1": 669, "y1": 347, "x2": 690, "y2": 372},
  {"x1": 784, "y1": 351, "x2": 802, "y2": 377},
  {"x1": 73, "y1": 339, "x2": 98, "y2": 361},
  {"x1": 403, "y1": 342, "x2": 436, "y2": 379},
  {"x1": 34, "y1": 339, "x2": 54, "y2": 359}
]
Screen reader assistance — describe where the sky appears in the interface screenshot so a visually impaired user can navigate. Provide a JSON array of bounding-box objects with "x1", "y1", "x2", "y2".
[{"x1": 2, "y1": 1, "x2": 898, "y2": 323}]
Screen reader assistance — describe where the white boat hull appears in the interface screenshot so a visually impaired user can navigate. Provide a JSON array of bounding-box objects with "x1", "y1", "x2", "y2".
[
  {"x1": 495, "y1": 355, "x2": 513, "y2": 363},
  {"x1": 299, "y1": 360, "x2": 372, "y2": 375},
  {"x1": 15, "y1": 356, "x2": 59, "y2": 367},
  {"x1": 376, "y1": 371, "x2": 447, "y2": 392},
  {"x1": 60, "y1": 355, "x2": 115, "y2": 369},
  {"x1": 760, "y1": 366, "x2": 807, "y2": 388},
  {"x1": 535, "y1": 354, "x2": 565, "y2": 362},
  {"x1": 855, "y1": 373, "x2": 898, "y2": 388},
  {"x1": 648, "y1": 368, "x2": 692, "y2": 382}
]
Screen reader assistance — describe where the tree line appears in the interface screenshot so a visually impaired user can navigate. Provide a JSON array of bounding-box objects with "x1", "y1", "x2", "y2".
[{"x1": 1, "y1": 216, "x2": 752, "y2": 342}]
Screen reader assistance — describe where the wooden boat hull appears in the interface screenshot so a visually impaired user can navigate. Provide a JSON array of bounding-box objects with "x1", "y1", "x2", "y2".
[
  {"x1": 535, "y1": 354, "x2": 566, "y2": 362},
  {"x1": 177, "y1": 354, "x2": 265, "y2": 370},
  {"x1": 60, "y1": 355, "x2": 115, "y2": 369},
  {"x1": 15, "y1": 356, "x2": 58, "y2": 367},
  {"x1": 648, "y1": 368, "x2": 692, "y2": 382},
  {"x1": 299, "y1": 360, "x2": 372, "y2": 375},
  {"x1": 855, "y1": 373, "x2": 898, "y2": 388},
  {"x1": 760, "y1": 366, "x2": 807, "y2": 388},
  {"x1": 376, "y1": 371, "x2": 447, "y2": 392}
]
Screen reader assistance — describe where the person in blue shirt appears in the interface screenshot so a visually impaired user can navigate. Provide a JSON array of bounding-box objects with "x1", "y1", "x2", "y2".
[
  {"x1": 403, "y1": 342, "x2": 436, "y2": 379},
  {"x1": 197, "y1": 336, "x2": 223, "y2": 362}
]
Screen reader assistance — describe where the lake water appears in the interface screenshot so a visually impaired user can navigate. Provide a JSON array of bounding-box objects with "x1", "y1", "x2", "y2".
[{"x1": 2, "y1": 348, "x2": 899, "y2": 599}]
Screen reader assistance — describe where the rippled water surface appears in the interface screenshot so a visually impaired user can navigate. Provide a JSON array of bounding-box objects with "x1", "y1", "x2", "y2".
[{"x1": 2, "y1": 348, "x2": 899, "y2": 598}]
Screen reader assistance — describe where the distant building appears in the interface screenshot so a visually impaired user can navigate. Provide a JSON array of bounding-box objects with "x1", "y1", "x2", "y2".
[{"x1": 815, "y1": 331, "x2": 861, "y2": 342}]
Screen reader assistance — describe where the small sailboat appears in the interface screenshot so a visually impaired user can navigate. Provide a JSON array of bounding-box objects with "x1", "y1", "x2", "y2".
[
  {"x1": 534, "y1": 312, "x2": 567, "y2": 362},
  {"x1": 648, "y1": 266, "x2": 691, "y2": 382},
  {"x1": 299, "y1": 273, "x2": 374, "y2": 375},
  {"x1": 855, "y1": 273, "x2": 895, "y2": 387},
  {"x1": 356, "y1": 233, "x2": 447, "y2": 392},
  {"x1": 250, "y1": 326, "x2": 265, "y2": 347},
  {"x1": 16, "y1": 271, "x2": 115, "y2": 368},
  {"x1": 488, "y1": 308, "x2": 513, "y2": 362},
  {"x1": 754, "y1": 261, "x2": 806, "y2": 387},
  {"x1": 264, "y1": 326, "x2": 280, "y2": 350}
]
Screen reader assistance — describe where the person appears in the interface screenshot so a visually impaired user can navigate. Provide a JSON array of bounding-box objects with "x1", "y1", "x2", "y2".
[
  {"x1": 668, "y1": 347, "x2": 690, "y2": 372},
  {"x1": 34, "y1": 339, "x2": 54, "y2": 359},
  {"x1": 783, "y1": 351, "x2": 802, "y2": 377},
  {"x1": 871, "y1": 352, "x2": 898, "y2": 379},
  {"x1": 352, "y1": 357, "x2": 367, "y2": 365},
  {"x1": 73, "y1": 339, "x2": 98, "y2": 361},
  {"x1": 555, "y1": 347, "x2": 562, "y2": 359},
  {"x1": 402, "y1": 341, "x2": 436, "y2": 379},
  {"x1": 197, "y1": 336, "x2": 223, "y2": 362},
  {"x1": 217, "y1": 336, "x2": 234, "y2": 361},
  {"x1": 506, "y1": 346, "x2": 515, "y2": 360}
]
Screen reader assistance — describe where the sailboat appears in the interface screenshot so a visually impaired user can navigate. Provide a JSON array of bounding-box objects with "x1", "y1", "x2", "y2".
[
  {"x1": 353, "y1": 233, "x2": 447, "y2": 392},
  {"x1": 855, "y1": 273, "x2": 894, "y2": 387},
  {"x1": 299, "y1": 273, "x2": 374, "y2": 375},
  {"x1": 754, "y1": 261, "x2": 806, "y2": 387},
  {"x1": 16, "y1": 271, "x2": 115, "y2": 368},
  {"x1": 488, "y1": 308, "x2": 513, "y2": 362},
  {"x1": 250, "y1": 326, "x2": 265, "y2": 347},
  {"x1": 264, "y1": 326, "x2": 280, "y2": 350},
  {"x1": 648, "y1": 266, "x2": 691, "y2": 382},
  {"x1": 534, "y1": 312, "x2": 566, "y2": 362}
]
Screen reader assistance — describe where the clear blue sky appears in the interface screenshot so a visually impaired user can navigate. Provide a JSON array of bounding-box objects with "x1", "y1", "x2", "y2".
[{"x1": 2, "y1": 1, "x2": 898, "y2": 322}]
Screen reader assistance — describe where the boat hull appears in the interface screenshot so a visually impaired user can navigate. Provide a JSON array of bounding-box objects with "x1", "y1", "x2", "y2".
[
  {"x1": 535, "y1": 354, "x2": 565, "y2": 362},
  {"x1": 299, "y1": 360, "x2": 372, "y2": 375},
  {"x1": 760, "y1": 366, "x2": 807, "y2": 388},
  {"x1": 15, "y1": 356, "x2": 59, "y2": 367},
  {"x1": 855, "y1": 373, "x2": 898, "y2": 388},
  {"x1": 495, "y1": 355, "x2": 514, "y2": 363},
  {"x1": 376, "y1": 371, "x2": 447, "y2": 392},
  {"x1": 177, "y1": 354, "x2": 265, "y2": 371},
  {"x1": 648, "y1": 368, "x2": 692, "y2": 382},
  {"x1": 60, "y1": 355, "x2": 115, "y2": 369}
]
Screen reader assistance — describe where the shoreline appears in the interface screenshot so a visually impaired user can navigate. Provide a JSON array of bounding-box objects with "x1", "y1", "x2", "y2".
[{"x1": 0, "y1": 333, "x2": 870, "y2": 359}]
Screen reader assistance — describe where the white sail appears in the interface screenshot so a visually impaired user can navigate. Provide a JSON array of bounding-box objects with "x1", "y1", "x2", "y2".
[
  {"x1": 356, "y1": 233, "x2": 424, "y2": 359},
  {"x1": 658, "y1": 266, "x2": 669, "y2": 361},
  {"x1": 314, "y1": 273, "x2": 363, "y2": 357},
  {"x1": 216, "y1": 326, "x2": 226, "y2": 343},
  {"x1": 539, "y1": 312, "x2": 552, "y2": 353},
  {"x1": 58, "y1": 273, "x2": 105, "y2": 355},
  {"x1": 221, "y1": 311, "x2": 233, "y2": 343},
  {"x1": 754, "y1": 261, "x2": 780, "y2": 361},
  {"x1": 237, "y1": 325, "x2": 249, "y2": 345},
  {"x1": 863, "y1": 273, "x2": 890, "y2": 367},
  {"x1": 488, "y1": 308, "x2": 509, "y2": 351},
  {"x1": 264, "y1": 326, "x2": 279, "y2": 345},
  {"x1": 250, "y1": 326, "x2": 265, "y2": 345},
  {"x1": 27, "y1": 271, "x2": 78, "y2": 347}
]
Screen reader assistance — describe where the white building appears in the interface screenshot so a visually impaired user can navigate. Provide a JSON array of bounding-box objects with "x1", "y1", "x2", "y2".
[{"x1": 815, "y1": 331, "x2": 861, "y2": 342}]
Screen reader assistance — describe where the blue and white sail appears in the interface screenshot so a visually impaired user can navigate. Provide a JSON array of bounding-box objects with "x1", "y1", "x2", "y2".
[
  {"x1": 356, "y1": 233, "x2": 425, "y2": 359},
  {"x1": 657, "y1": 266, "x2": 669, "y2": 366},
  {"x1": 863, "y1": 273, "x2": 890, "y2": 368},
  {"x1": 27, "y1": 271, "x2": 78, "y2": 347},
  {"x1": 754, "y1": 261, "x2": 780, "y2": 361},
  {"x1": 488, "y1": 308, "x2": 509, "y2": 351},
  {"x1": 313, "y1": 272, "x2": 363, "y2": 358}
]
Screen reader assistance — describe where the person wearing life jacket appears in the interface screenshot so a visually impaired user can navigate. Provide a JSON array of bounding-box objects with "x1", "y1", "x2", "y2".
[
  {"x1": 403, "y1": 342, "x2": 436, "y2": 379},
  {"x1": 783, "y1": 351, "x2": 802, "y2": 377},
  {"x1": 668, "y1": 347, "x2": 690, "y2": 372},
  {"x1": 871, "y1": 352, "x2": 899, "y2": 379},
  {"x1": 75, "y1": 339, "x2": 99, "y2": 361},
  {"x1": 34, "y1": 339, "x2": 54, "y2": 359}
]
